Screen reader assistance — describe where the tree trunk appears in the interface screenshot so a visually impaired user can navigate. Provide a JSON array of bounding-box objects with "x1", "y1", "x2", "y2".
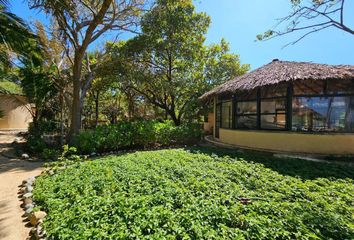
[
  {"x1": 95, "y1": 91, "x2": 100, "y2": 126},
  {"x1": 68, "y1": 54, "x2": 83, "y2": 142},
  {"x1": 60, "y1": 92, "x2": 64, "y2": 145},
  {"x1": 168, "y1": 110, "x2": 181, "y2": 126}
]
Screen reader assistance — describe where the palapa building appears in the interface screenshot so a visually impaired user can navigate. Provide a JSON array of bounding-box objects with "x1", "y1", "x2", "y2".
[{"x1": 200, "y1": 59, "x2": 354, "y2": 155}]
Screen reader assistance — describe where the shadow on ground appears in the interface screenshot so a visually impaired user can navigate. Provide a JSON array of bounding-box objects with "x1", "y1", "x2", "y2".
[
  {"x1": 0, "y1": 131, "x2": 42, "y2": 174},
  {"x1": 0, "y1": 200, "x2": 11, "y2": 239},
  {"x1": 189, "y1": 145, "x2": 354, "y2": 180}
]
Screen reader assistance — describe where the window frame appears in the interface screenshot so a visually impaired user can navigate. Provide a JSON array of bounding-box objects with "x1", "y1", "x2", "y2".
[
  {"x1": 234, "y1": 88, "x2": 290, "y2": 131},
  {"x1": 220, "y1": 100, "x2": 233, "y2": 129},
  {"x1": 260, "y1": 97, "x2": 287, "y2": 130},
  {"x1": 291, "y1": 79, "x2": 354, "y2": 133},
  {"x1": 220, "y1": 79, "x2": 354, "y2": 133},
  {"x1": 234, "y1": 91, "x2": 258, "y2": 130},
  {"x1": 292, "y1": 96, "x2": 354, "y2": 133}
]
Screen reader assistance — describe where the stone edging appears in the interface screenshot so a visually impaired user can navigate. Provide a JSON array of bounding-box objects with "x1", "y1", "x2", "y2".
[{"x1": 19, "y1": 176, "x2": 47, "y2": 240}]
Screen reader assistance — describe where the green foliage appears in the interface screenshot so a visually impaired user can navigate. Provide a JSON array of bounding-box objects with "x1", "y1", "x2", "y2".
[
  {"x1": 41, "y1": 148, "x2": 60, "y2": 161},
  {"x1": 20, "y1": 63, "x2": 57, "y2": 114},
  {"x1": 42, "y1": 145, "x2": 85, "y2": 171},
  {"x1": 73, "y1": 120, "x2": 203, "y2": 154},
  {"x1": 33, "y1": 149, "x2": 354, "y2": 239},
  {"x1": 256, "y1": 30, "x2": 274, "y2": 41},
  {"x1": 104, "y1": 0, "x2": 249, "y2": 125},
  {"x1": 0, "y1": 2, "x2": 38, "y2": 58},
  {"x1": 26, "y1": 133, "x2": 47, "y2": 154},
  {"x1": 58, "y1": 145, "x2": 81, "y2": 161},
  {"x1": 26, "y1": 120, "x2": 58, "y2": 153},
  {"x1": 0, "y1": 80, "x2": 23, "y2": 95}
]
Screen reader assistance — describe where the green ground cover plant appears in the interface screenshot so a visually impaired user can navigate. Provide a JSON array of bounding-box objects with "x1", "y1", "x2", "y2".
[
  {"x1": 33, "y1": 148, "x2": 354, "y2": 239},
  {"x1": 72, "y1": 120, "x2": 203, "y2": 154}
]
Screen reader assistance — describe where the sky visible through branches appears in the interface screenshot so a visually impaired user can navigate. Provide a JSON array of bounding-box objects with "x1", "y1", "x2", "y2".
[{"x1": 10, "y1": 0, "x2": 354, "y2": 70}]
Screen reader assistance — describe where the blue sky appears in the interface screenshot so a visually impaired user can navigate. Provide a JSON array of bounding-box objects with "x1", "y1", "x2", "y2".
[{"x1": 10, "y1": 0, "x2": 354, "y2": 70}]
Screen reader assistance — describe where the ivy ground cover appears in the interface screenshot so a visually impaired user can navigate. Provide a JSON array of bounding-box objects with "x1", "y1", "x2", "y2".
[{"x1": 33, "y1": 148, "x2": 354, "y2": 239}]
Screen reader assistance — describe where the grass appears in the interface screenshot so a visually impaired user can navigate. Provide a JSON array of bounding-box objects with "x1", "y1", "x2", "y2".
[{"x1": 33, "y1": 147, "x2": 354, "y2": 239}]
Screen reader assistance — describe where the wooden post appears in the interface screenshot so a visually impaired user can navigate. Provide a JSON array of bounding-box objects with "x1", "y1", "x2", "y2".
[{"x1": 286, "y1": 83, "x2": 293, "y2": 130}]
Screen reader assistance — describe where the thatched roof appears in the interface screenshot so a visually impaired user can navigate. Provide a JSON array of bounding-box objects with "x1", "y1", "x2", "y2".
[{"x1": 200, "y1": 60, "x2": 354, "y2": 101}]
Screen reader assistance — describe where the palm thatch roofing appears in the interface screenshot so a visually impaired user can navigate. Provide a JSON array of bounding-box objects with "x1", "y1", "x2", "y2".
[{"x1": 200, "y1": 60, "x2": 354, "y2": 101}]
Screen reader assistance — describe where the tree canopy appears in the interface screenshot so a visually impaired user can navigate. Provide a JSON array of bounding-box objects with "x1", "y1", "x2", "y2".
[
  {"x1": 103, "y1": 0, "x2": 249, "y2": 125},
  {"x1": 29, "y1": 0, "x2": 147, "y2": 140}
]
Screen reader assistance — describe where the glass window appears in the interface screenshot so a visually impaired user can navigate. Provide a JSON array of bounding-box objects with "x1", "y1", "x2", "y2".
[
  {"x1": 236, "y1": 115, "x2": 257, "y2": 129},
  {"x1": 261, "y1": 99, "x2": 287, "y2": 129},
  {"x1": 327, "y1": 79, "x2": 354, "y2": 95},
  {"x1": 292, "y1": 96, "x2": 354, "y2": 132},
  {"x1": 261, "y1": 99, "x2": 286, "y2": 114},
  {"x1": 237, "y1": 101, "x2": 257, "y2": 115},
  {"x1": 221, "y1": 101, "x2": 232, "y2": 129},
  {"x1": 293, "y1": 80, "x2": 325, "y2": 95},
  {"x1": 235, "y1": 100, "x2": 258, "y2": 130},
  {"x1": 261, "y1": 113, "x2": 286, "y2": 129},
  {"x1": 215, "y1": 103, "x2": 221, "y2": 138}
]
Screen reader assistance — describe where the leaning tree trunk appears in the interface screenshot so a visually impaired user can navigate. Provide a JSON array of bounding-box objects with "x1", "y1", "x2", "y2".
[
  {"x1": 95, "y1": 91, "x2": 100, "y2": 126},
  {"x1": 69, "y1": 55, "x2": 83, "y2": 142}
]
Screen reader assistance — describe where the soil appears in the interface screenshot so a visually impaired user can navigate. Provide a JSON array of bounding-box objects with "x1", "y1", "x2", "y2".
[{"x1": 0, "y1": 131, "x2": 42, "y2": 240}]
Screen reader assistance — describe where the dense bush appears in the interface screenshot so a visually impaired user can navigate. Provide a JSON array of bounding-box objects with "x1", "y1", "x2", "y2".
[
  {"x1": 26, "y1": 120, "x2": 59, "y2": 153},
  {"x1": 73, "y1": 120, "x2": 203, "y2": 154},
  {"x1": 33, "y1": 149, "x2": 354, "y2": 239}
]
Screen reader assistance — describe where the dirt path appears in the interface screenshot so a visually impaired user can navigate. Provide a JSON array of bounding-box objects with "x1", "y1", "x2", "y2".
[{"x1": 0, "y1": 131, "x2": 42, "y2": 240}]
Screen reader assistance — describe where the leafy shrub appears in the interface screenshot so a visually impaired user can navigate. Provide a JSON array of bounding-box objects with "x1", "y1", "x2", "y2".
[
  {"x1": 73, "y1": 120, "x2": 203, "y2": 154},
  {"x1": 42, "y1": 145, "x2": 86, "y2": 172},
  {"x1": 33, "y1": 149, "x2": 354, "y2": 239},
  {"x1": 26, "y1": 120, "x2": 59, "y2": 154},
  {"x1": 41, "y1": 148, "x2": 60, "y2": 161},
  {"x1": 26, "y1": 135, "x2": 47, "y2": 153},
  {"x1": 58, "y1": 145, "x2": 81, "y2": 161}
]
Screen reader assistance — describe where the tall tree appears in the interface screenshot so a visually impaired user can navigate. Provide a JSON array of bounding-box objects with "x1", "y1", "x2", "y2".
[
  {"x1": 0, "y1": 0, "x2": 36, "y2": 56},
  {"x1": 28, "y1": 0, "x2": 145, "y2": 140},
  {"x1": 107, "y1": 0, "x2": 249, "y2": 125},
  {"x1": 257, "y1": 0, "x2": 353, "y2": 44}
]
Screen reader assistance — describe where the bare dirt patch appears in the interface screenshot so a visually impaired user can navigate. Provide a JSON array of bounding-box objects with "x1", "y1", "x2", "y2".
[{"x1": 0, "y1": 131, "x2": 42, "y2": 240}]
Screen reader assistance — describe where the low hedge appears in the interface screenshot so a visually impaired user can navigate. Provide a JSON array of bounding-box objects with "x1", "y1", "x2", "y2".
[
  {"x1": 33, "y1": 149, "x2": 354, "y2": 239},
  {"x1": 72, "y1": 120, "x2": 203, "y2": 154}
]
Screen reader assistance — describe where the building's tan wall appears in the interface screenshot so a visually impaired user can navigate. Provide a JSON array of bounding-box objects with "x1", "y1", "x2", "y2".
[
  {"x1": 0, "y1": 95, "x2": 33, "y2": 130},
  {"x1": 220, "y1": 128, "x2": 354, "y2": 155}
]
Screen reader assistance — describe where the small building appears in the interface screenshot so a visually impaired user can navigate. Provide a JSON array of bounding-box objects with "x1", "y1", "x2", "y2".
[
  {"x1": 200, "y1": 60, "x2": 354, "y2": 155},
  {"x1": 0, "y1": 82, "x2": 33, "y2": 130}
]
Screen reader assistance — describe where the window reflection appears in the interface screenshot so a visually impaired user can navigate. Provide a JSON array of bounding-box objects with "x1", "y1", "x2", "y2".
[
  {"x1": 237, "y1": 101, "x2": 257, "y2": 114},
  {"x1": 217, "y1": 79, "x2": 354, "y2": 133},
  {"x1": 261, "y1": 99, "x2": 286, "y2": 114},
  {"x1": 236, "y1": 101, "x2": 257, "y2": 129},
  {"x1": 292, "y1": 97, "x2": 354, "y2": 132},
  {"x1": 221, "y1": 101, "x2": 232, "y2": 129},
  {"x1": 236, "y1": 115, "x2": 257, "y2": 129},
  {"x1": 261, "y1": 114, "x2": 286, "y2": 129},
  {"x1": 260, "y1": 99, "x2": 286, "y2": 129}
]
